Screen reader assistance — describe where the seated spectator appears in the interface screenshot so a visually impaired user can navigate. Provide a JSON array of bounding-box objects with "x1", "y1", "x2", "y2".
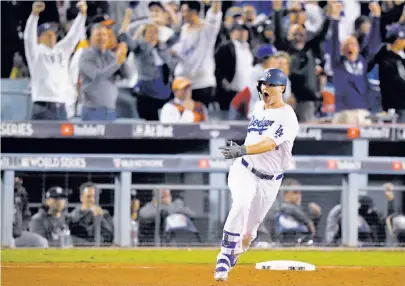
[
  {"x1": 229, "y1": 44, "x2": 277, "y2": 120},
  {"x1": 384, "y1": 183, "x2": 405, "y2": 246},
  {"x1": 171, "y1": 1, "x2": 222, "y2": 107},
  {"x1": 330, "y1": 2, "x2": 382, "y2": 124},
  {"x1": 68, "y1": 182, "x2": 114, "y2": 245},
  {"x1": 79, "y1": 24, "x2": 129, "y2": 121},
  {"x1": 29, "y1": 186, "x2": 73, "y2": 248},
  {"x1": 371, "y1": 22, "x2": 405, "y2": 122},
  {"x1": 138, "y1": 189, "x2": 196, "y2": 245},
  {"x1": 215, "y1": 23, "x2": 253, "y2": 110},
  {"x1": 24, "y1": 1, "x2": 87, "y2": 120},
  {"x1": 273, "y1": 0, "x2": 331, "y2": 122},
  {"x1": 160, "y1": 77, "x2": 208, "y2": 123},
  {"x1": 325, "y1": 191, "x2": 388, "y2": 247},
  {"x1": 275, "y1": 179, "x2": 321, "y2": 244},
  {"x1": 13, "y1": 177, "x2": 48, "y2": 248},
  {"x1": 119, "y1": 8, "x2": 176, "y2": 121}
]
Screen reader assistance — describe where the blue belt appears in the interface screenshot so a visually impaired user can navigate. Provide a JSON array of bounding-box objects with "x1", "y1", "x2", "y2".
[{"x1": 241, "y1": 158, "x2": 284, "y2": 181}]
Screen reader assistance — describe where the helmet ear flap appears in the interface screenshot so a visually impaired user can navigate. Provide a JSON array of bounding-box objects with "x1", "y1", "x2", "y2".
[{"x1": 256, "y1": 81, "x2": 262, "y2": 95}]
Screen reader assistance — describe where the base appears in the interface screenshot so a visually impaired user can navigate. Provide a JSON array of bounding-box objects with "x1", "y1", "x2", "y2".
[{"x1": 255, "y1": 260, "x2": 316, "y2": 271}]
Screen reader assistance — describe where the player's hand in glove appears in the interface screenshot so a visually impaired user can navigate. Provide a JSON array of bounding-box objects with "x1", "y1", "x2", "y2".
[{"x1": 219, "y1": 141, "x2": 247, "y2": 159}]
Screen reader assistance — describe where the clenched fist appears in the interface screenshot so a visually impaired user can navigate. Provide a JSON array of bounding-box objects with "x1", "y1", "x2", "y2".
[
  {"x1": 76, "y1": 1, "x2": 88, "y2": 15},
  {"x1": 32, "y1": 1, "x2": 45, "y2": 16},
  {"x1": 369, "y1": 2, "x2": 381, "y2": 17},
  {"x1": 330, "y1": 2, "x2": 343, "y2": 20}
]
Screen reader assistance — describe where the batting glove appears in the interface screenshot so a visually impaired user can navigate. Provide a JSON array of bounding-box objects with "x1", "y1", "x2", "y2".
[{"x1": 219, "y1": 140, "x2": 247, "y2": 159}]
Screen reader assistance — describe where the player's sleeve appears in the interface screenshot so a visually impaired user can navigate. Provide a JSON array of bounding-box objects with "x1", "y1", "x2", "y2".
[
  {"x1": 24, "y1": 14, "x2": 40, "y2": 64},
  {"x1": 263, "y1": 109, "x2": 299, "y2": 146},
  {"x1": 203, "y1": 7, "x2": 222, "y2": 39},
  {"x1": 57, "y1": 13, "x2": 86, "y2": 54}
]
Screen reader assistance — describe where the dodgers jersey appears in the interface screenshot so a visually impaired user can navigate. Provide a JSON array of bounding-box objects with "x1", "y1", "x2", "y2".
[
  {"x1": 242, "y1": 101, "x2": 299, "y2": 174},
  {"x1": 24, "y1": 13, "x2": 86, "y2": 103}
]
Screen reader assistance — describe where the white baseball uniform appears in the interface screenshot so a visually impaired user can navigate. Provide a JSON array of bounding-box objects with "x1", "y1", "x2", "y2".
[{"x1": 219, "y1": 100, "x2": 299, "y2": 260}]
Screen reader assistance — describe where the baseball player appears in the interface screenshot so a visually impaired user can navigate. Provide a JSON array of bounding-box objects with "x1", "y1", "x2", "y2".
[
  {"x1": 214, "y1": 68, "x2": 299, "y2": 281},
  {"x1": 24, "y1": 1, "x2": 87, "y2": 120}
]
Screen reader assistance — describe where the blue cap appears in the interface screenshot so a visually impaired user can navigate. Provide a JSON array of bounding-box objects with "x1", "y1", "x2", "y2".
[
  {"x1": 386, "y1": 23, "x2": 405, "y2": 40},
  {"x1": 259, "y1": 68, "x2": 288, "y2": 86},
  {"x1": 256, "y1": 44, "x2": 276, "y2": 59},
  {"x1": 37, "y1": 23, "x2": 57, "y2": 37}
]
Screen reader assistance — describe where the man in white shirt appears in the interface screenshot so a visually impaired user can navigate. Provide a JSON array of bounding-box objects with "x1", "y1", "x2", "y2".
[
  {"x1": 171, "y1": 1, "x2": 222, "y2": 107},
  {"x1": 24, "y1": 1, "x2": 87, "y2": 120},
  {"x1": 160, "y1": 77, "x2": 208, "y2": 123},
  {"x1": 214, "y1": 68, "x2": 299, "y2": 281}
]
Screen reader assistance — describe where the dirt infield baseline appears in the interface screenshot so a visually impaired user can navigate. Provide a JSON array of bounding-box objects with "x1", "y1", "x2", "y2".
[{"x1": 2, "y1": 249, "x2": 405, "y2": 286}]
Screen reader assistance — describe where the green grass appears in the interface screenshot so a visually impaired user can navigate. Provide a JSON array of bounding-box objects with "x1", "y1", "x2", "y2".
[{"x1": 2, "y1": 249, "x2": 405, "y2": 267}]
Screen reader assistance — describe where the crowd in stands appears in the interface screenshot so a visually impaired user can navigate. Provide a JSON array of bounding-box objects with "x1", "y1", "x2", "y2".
[
  {"x1": 12, "y1": 176, "x2": 405, "y2": 248},
  {"x1": 2, "y1": 0, "x2": 405, "y2": 123}
]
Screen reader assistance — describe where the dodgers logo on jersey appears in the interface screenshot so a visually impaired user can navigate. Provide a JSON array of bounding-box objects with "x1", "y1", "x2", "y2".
[
  {"x1": 247, "y1": 116, "x2": 274, "y2": 135},
  {"x1": 274, "y1": 125, "x2": 284, "y2": 138}
]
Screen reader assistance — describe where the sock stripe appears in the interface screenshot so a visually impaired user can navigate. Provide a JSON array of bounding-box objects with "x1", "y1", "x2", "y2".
[
  {"x1": 221, "y1": 240, "x2": 237, "y2": 249},
  {"x1": 224, "y1": 230, "x2": 240, "y2": 237},
  {"x1": 217, "y1": 258, "x2": 230, "y2": 266},
  {"x1": 215, "y1": 266, "x2": 228, "y2": 272}
]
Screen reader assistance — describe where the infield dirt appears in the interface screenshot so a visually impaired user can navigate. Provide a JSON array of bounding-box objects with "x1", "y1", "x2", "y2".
[{"x1": 2, "y1": 263, "x2": 404, "y2": 286}]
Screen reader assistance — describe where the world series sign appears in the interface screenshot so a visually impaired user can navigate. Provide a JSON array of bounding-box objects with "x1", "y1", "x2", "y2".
[{"x1": 1, "y1": 154, "x2": 404, "y2": 174}]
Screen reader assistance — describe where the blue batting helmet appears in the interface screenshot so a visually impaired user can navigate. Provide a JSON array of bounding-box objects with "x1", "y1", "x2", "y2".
[{"x1": 256, "y1": 68, "x2": 288, "y2": 95}]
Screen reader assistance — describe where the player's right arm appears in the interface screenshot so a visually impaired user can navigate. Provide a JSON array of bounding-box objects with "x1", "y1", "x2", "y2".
[{"x1": 24, "y1": 2, "x2": 45, "y2": 64}]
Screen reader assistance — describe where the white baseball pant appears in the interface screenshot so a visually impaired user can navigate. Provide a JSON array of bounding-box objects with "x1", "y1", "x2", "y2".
[{"x1": 222, "y1": 157, "x2": 282, "y2": 255}]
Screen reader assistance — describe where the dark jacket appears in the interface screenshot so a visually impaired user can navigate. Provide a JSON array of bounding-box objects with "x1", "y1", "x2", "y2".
[
  {"x1": 29, "y1": 206, "x2": 72, "y2": 247},
  {"x1": 274, "y1": 10, "x2": 330, "y2": 101},
  {"x1": 215, "y1": 24, "x2": 231, "y2": 49},
  {"x1": 331, "y1": 18, "x2": 381, "y2": 112},
  {"x1": 68, "y1": 205, "x2": 114, "y2": 244},
  {"x1": 215, "y1": 40, "x2": 236, "y2": 85},
  {"x1": 371, "y1": 45, "x2": 405, "y2": 111}
]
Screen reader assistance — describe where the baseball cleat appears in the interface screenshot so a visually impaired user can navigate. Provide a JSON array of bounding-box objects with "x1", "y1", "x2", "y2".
[{"x1": 214, "y1": 270, "x2": 229, "y2": 281}]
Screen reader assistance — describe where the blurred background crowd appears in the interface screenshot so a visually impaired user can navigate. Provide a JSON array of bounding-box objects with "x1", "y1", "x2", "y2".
[{"x1": 1, "y1": 0, "x2": 405, "y2": 123}]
